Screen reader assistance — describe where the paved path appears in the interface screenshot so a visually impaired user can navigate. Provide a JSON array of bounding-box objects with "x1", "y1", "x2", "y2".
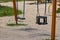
[{"x1": 0, "y1": 1, "x2": 60, "y2": 40}]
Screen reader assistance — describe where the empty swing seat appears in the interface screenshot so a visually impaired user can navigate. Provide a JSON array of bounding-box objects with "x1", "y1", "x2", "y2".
[
  {"x1": 17, "y1": 16, "x2": 25, "y2": 20},
  {"x1": 36, "y1": 16, "x2": 47, "y2": 25}
]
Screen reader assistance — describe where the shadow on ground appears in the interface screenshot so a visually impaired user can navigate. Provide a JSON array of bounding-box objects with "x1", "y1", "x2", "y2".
[{"x1": 14, "y1": 27, "x2": 50, "y2": 37}]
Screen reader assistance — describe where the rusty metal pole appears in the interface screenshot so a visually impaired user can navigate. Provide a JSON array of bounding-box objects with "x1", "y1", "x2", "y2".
[
  {"x1": 51, "y1": 0, "x2": 56, "y2": 40},
  {"x1": 13, "y1": 0, "x2": 18, "y2": 24}
]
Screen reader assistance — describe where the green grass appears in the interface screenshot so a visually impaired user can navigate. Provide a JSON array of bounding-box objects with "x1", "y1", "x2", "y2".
[
  {"x1": 7, "y1": 23, "x2": 27, "y2": 26},
  {"x1": 56, "y1": 8, "x2": 60, "y2": 13},
  {"x1": 0, "y1": 5, "x2": 22, "y2": 17},
  {"x1": 0, "y1": 0, "x2": 22, "y2": 2},
  {"x1": 0, "y1": 0, "x2": 34, "y2": 2}
]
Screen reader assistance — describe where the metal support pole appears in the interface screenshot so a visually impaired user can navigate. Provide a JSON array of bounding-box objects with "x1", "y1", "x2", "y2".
[
  {"x1": 51, "y1": 0, "x2": 56, "y2": 40},
  {"x1": 37, "y1": 0, "x2": 39, "y2": 16},
  {"x1": 16, "y1": 0, "x2": 18, "y2": 10},
  {"x1": 44, "y1": 0, "x2": 47, "y2": 16},
  {"x1": 23, "y1": 0, "x2": 25, "y2": 17},
  {"x1": 13, "y1": 0, "x2": 18, "y2": 24}
]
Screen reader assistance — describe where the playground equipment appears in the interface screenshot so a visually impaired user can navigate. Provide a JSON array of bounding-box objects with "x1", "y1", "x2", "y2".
[
  {"x1": 13, "y1": 0, "x2": 18, "y2": 24},
  {"x1": 16, "y1": 0, "x2": 25, "y2": 20},
  {"x1": 36, "y1": 0, "x2": 47, "y2": 25},
  {"x1": 13, "y1": 0, "x2": 25, "y2": 24},
  {"x1": 13, "y1": 0, "x2": 57, "y2": 40},
  {"x1": 13, "y1": 0, "x2": 48, "y2": 24},
  {"x1": 51, "y1": 0, "x2": 56, "y2": 40}
]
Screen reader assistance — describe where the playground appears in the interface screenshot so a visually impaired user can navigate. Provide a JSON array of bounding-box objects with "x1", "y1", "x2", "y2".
[{"x1": 0, "y1": 0, "x2": 60, "y2": 40}]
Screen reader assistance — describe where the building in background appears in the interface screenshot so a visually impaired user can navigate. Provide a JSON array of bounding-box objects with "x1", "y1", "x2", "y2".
[
  {"x1": 58, "y1": 0, "x2": 60, "y2": 9},
  {"x1": 48, "y1": 0, "x2": 52, "y2": 3}
]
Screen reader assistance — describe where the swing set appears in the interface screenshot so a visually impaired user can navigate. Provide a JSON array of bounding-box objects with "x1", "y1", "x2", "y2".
[
  {"x1": 13, "y1": 0, "x2": 48, "y2": 25},
  {"x1": 13, "y1": 0, "x2": 56, "y2": 40}
]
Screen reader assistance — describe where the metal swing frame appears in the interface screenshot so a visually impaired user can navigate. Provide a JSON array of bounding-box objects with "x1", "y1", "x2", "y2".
[{"x1": 36, "y1": 0, "x2": 47, "y2": 25}]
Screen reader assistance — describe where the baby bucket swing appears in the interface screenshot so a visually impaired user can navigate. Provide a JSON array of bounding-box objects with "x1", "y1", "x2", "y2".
[{"x1": 36, "y1": 0, "x2": 48, "y2": 25}]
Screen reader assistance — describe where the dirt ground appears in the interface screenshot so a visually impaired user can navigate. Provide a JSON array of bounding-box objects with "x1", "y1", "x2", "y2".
[{"x1": 0, "y1": 1, "x2": 60, "y2": 40}]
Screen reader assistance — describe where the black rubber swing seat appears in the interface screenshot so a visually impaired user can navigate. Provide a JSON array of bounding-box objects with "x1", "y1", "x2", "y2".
[
  {"x1": 17, "y1": 17, "x2": 25, "y2": 20},
  {"x1": 36, "y1": 16, "x2": 48, "y2": 25}
]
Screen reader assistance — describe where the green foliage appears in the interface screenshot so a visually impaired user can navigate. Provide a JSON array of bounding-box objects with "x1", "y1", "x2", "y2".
[
  {"x1": 0, "y1": 5, "x2": 22, "y2": 17},
  {"x1": 0, "y1": 0, "x2": 35, "y2": 2},
  {"x1": 0, "y1": 0, "x2": 22, "y2": 2},
  {"x1": 56, "y1": 8, "x2": 60, "y2": 13},
  {"x1": 0, "y1": 0, "x2": 34, "y2": 2}
]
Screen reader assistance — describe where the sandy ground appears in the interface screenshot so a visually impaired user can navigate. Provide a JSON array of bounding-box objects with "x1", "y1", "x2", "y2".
[{"x1": 0, "y1": 1, "x2": 60, "y2": 40}]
